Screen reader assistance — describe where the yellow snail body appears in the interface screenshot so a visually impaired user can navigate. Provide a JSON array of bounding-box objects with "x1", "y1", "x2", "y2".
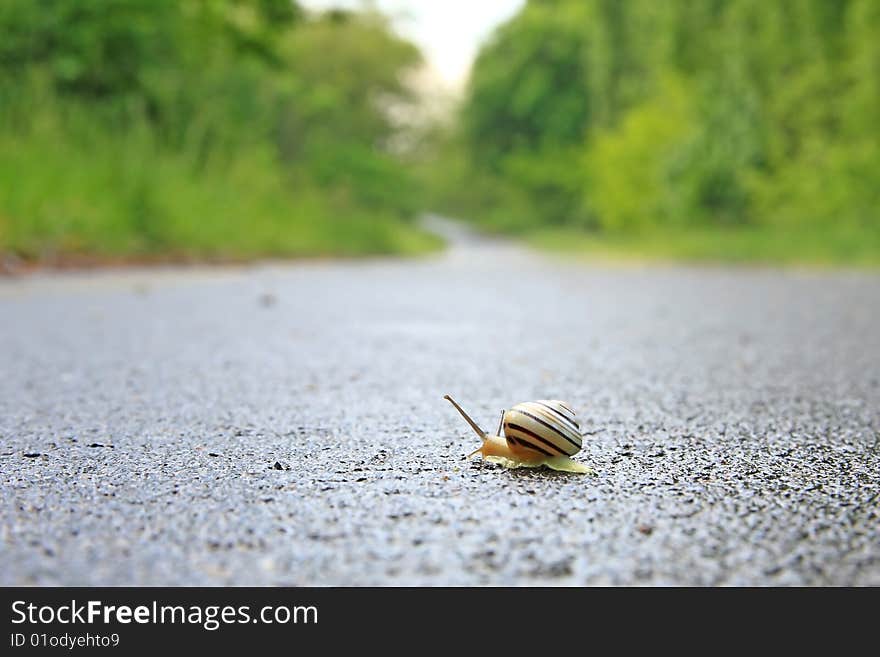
[{"x1": 444, "y1": 395, "x2": 595, "y2": 474}]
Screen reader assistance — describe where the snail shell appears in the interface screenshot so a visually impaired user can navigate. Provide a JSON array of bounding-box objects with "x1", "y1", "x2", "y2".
[
  {"x1": 502, "y1": 400, "x2": 582, "y2": 458},
  {"x1": 444, "y1": 395, "x2": 593, "y2": 474}
]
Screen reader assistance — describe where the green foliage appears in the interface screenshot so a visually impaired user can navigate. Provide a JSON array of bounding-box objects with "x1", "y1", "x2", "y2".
[
  {"x1": 464, "y1": 2, "x2": 593, "y2": 167},
  {"x1": 589, "y1": 77, "x2": 694, "y2": 232},
  {"x1": 0, "y1": 1, "x2": 437, "y2": 261},
  {"x1": 0, "y1": 100, "x2": 438, "y2": 259},
  {"x1": 529, "y1": 223, "x2": 880, "y2": 267},
  {"x1": 429, "y1": 0, "x2": 880, "y2": 265}
]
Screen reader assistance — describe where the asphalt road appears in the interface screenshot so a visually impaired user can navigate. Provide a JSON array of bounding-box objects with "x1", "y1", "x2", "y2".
[{"x1": 2, "y1": 219, "x2": 879, "y2": 586}]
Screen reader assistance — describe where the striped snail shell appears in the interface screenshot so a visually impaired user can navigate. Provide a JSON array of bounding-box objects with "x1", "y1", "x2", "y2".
[
  {"x1": 502, "y1": 400, "x2": 582, "y2": 458},
  {"x1": 444, "y1": 395, "x2": 594, "y2": 474}
]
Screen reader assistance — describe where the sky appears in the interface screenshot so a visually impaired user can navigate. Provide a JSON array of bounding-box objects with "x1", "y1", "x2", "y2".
[{"x1": 301, "y1": 0, "x2": 526, "y2": 90}]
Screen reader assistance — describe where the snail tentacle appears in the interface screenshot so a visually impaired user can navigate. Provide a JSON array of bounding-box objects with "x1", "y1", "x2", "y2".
[{"x1": 443, "y1": 395, "x2": 486, "y2": 440}]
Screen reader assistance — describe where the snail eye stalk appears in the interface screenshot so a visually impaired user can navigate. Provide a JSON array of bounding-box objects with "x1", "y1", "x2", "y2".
[{"x1": 443, "y1": 395, "x2": 486, "y2": 440}]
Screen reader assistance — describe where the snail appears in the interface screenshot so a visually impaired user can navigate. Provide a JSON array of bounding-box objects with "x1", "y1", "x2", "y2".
[{"x1": 444, "y1": 395, "x2": 594, "y2": 474}]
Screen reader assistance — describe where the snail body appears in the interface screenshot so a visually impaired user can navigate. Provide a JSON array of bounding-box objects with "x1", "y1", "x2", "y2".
[{"x1": 444, "y1": 395, "x2": 594, "y2": 474}]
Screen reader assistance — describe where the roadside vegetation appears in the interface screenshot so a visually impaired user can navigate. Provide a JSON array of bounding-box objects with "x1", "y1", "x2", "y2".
[
  {"x1": 0, "y1": 1, "x2": 440, "y2": 264},
  {"x1": 2, "y1": 0, "x2": 878, "y2": 268},
  {"x1": 422, "y1": 0, "x2": 880, "y2": 266}
]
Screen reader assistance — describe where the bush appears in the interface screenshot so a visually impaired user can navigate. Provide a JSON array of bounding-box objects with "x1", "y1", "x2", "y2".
[
  {"x1": 425, "y1": 0, "x2": 880, "y2": 265},
  {"x1": 0, "y1": 2, "x2": 438, "y2": 262},
  {"x1": 588, "y1": 78, "x2": 694, "y2": 232}
]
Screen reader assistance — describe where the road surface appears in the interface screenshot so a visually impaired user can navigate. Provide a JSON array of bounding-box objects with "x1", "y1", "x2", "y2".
[{"x1": 2, "y1": 219, "x2": 879, "y2": 585}]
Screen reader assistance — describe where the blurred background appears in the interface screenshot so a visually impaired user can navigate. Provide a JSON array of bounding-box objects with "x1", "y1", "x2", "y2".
[{"x1": 1, "y1": 0, "x2": 878, "y2": 269}]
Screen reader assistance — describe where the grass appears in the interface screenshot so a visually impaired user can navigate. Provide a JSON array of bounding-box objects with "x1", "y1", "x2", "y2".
[
  {"x1": 5, "y1": 111, "x2": 875, "y2": 270},
  {"x1": 0, "y1": 118, "x2": 441, "y2": 265},
  {"x1": 527, "y1": 224, "x2": 880, "y2": 268}
]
